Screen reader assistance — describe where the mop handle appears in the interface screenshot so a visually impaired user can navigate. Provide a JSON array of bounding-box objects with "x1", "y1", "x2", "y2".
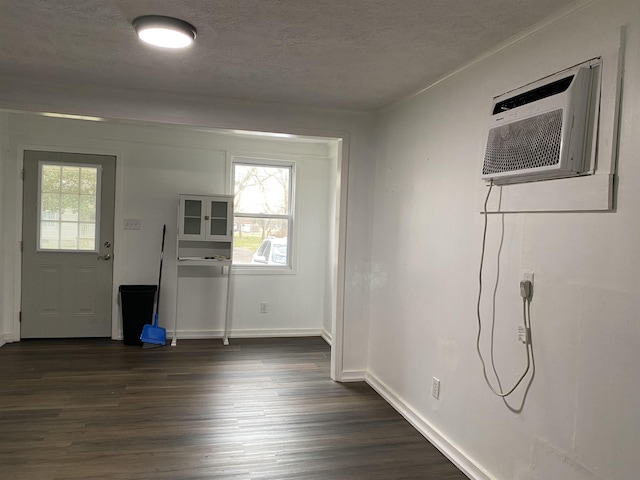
[{"x1": 156, "y1": 224, "x2": 166, "y2": 320}]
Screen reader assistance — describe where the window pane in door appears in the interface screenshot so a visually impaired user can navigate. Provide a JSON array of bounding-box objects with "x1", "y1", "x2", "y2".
[
  {"x1": 79, "y1": 223, "x2": 96, "y2": 249},
  {"x1": 39, "y1": 163, "x2": 100, "y2": 251},
  {"x1": 60, "y1": 194, "x2": 79, "y2": 221},
  {"x1": 79, "y1": 196, "x2": 96, "y2": 222},
  {"x1": 60, "y1": 222, "x2": 79, "y2": 249},
  {"x1": 42, "y1": 165, "x2": 61, "y2": 193},
  {"x1": 80, "y1": 167, "x2": 97, "y2": 194},
  {"x1": 60, "y1": 166, "x2": 80, "y2": 193}
]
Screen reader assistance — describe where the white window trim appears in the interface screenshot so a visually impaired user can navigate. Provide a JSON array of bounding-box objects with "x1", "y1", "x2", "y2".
[
  {"x1": 230, "y1": 156, "x2": 297, "y2": 275},
  {"x1": 37, "y1": 160, "x2": 102, "y2": 253}
]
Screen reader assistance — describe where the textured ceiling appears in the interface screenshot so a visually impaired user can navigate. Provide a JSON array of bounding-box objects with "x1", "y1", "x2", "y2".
[{"x1": 0, "y1": 0, "x2": 580, "y2": 111}]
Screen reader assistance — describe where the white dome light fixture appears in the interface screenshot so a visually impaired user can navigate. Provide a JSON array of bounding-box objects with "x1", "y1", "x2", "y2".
[{"x1": 133, "y1": 15, "x2": 197, "y2": 49}]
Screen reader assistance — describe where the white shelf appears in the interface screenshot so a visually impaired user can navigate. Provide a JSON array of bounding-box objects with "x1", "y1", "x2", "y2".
[{"x1": 177, "y1": 257, "x2": 232, "y2": 266}]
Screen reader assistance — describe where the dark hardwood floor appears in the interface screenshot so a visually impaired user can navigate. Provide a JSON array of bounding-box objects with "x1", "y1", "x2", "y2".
[{"x1": 0, "y1": 337, "x2": 468, "y2": 479}]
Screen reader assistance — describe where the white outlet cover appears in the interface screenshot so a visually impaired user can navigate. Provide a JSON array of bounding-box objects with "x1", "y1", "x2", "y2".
[{"x1": 432, "y1": 377, "x2": 440, "y2": 399}]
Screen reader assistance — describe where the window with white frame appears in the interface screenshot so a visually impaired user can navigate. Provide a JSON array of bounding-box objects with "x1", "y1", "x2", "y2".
[{"x1": 232, "y1": 160, "x2": 294, "y2": 268}]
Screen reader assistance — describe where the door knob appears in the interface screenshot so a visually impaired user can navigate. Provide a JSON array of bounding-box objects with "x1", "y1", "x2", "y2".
[{"x1": 97, "y1": 253, "x2": 111, "y2": 261}]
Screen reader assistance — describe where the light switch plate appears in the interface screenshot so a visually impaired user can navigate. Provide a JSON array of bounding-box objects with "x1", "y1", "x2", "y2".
[{"x1": 124, "y1": 219, "x2": 141, "y2": 230}]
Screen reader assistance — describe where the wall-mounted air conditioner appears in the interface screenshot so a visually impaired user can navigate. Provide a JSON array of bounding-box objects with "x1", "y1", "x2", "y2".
[{"x1": 482, "y1": 60, "x2": 600, "y2": 185}]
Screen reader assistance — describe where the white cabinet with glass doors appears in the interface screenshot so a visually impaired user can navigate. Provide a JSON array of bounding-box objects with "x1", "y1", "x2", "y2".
[
  {"x1": 175, "y1": 194, "x2": 234, "y2": 346},
  {"x1": 177, "y1": 194, "x2": 233, "y2": 263},
  {"x1": 178, "y1": 194, "x2": 233, "y2": 242}
]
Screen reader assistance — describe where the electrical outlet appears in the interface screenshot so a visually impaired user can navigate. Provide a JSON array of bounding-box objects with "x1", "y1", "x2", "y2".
[
  {"x1": 260, "y1": 302, "x2": 268, "y2": 314},
  {"x1": 521, "y1": 271, "x2": 534, "y2": 300},
  {"x1": 431, "y1": 377, "x2": 440, "y2": 399}
]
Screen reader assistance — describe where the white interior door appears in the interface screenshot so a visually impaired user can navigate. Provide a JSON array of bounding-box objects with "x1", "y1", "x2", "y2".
[{"x1": 21, "y1": 151, "x2": 116, "y2": 338}]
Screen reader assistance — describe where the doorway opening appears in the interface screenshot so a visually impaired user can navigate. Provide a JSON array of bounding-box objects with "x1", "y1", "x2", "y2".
[{"x1": 8, "y1": 113, "x2": 347, "y2": 381}]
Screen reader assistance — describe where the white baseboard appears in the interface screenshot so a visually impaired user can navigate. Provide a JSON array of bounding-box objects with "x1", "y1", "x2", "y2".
[
  {"x1": 114, "y1": 328, "x2": 326, "y2": 342},
  {"x1": 167, "y1": 329, "x2": 221, "y2": 339},
  {"x1": 340, "y1": 369, "x2": 366, "y2": 382},
  {"x1": 166, "y1": 328, "x2": 324, "y2": 340},
  {"x1": 0, "y1": 332, "x2": 17, "y2": 346},
  {"x1": 366, "y1": 372, "x2": 490, "y2": 480},
  {"x1": 321, "y1": 329, "x2": 332, "y2": 346},
  {"x1": 229, "y1": 328, "x2": 323, "y2": 338}
]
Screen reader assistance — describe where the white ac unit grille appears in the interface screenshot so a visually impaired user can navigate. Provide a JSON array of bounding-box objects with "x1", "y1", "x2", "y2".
[{"x1": 482, "y1": 109, "x2": 563, "y2": 175}]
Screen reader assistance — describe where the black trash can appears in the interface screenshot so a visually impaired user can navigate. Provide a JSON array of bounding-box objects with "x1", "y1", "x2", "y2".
[{"x1": 119, "y1": 285, "x2": 157, "y2": 345}]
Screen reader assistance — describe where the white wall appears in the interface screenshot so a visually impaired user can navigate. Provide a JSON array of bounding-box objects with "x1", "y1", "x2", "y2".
[
  {"x1": 368, "y1": 0, "x2": 640, "y2": 479},
  {"x1": 2, "y1": 113, "x2": 335, "y2": 340}
]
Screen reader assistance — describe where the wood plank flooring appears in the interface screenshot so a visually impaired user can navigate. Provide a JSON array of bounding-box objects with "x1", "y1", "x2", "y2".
[{"x1": 0, "y1": 337, "x2": 468, "y2": 479}]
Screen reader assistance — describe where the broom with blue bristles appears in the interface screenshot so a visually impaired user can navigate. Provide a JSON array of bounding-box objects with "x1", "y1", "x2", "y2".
[{"x1": 141, "y1": 224, "x2": 167, "y2": 348}]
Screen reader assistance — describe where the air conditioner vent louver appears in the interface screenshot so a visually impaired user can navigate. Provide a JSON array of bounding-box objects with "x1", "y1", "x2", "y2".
[{"x1": 482, "y1": 109, "x2": 563, "y2": 175}]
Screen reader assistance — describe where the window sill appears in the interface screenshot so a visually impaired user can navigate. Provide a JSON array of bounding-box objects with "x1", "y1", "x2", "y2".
[{"x1": 231, "y1": 266, "x2": 296, "y2": 275}]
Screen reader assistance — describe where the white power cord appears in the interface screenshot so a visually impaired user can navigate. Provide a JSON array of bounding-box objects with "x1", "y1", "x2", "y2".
[{"x1": 476, "y1": 182, "x2": 533, "y2": 397}]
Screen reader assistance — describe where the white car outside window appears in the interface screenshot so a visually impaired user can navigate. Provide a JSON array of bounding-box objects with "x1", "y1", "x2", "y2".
[{"x1": 251, "y1": 237, "x2": 288, "y2": 265}]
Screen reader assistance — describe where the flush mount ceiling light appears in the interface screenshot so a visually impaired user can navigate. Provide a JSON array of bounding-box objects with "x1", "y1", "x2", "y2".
[{"x1": 133, "y1": 15, "x2": 197, "y2": 49}]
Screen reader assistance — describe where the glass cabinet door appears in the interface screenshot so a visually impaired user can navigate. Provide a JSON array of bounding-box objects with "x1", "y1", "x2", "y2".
[
  {"x1": 208, "y1": 200, "x2": 229, "y2": 238},
  {"x1": 180, "y1": 197, "x2": 204, "y2": 239}
]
